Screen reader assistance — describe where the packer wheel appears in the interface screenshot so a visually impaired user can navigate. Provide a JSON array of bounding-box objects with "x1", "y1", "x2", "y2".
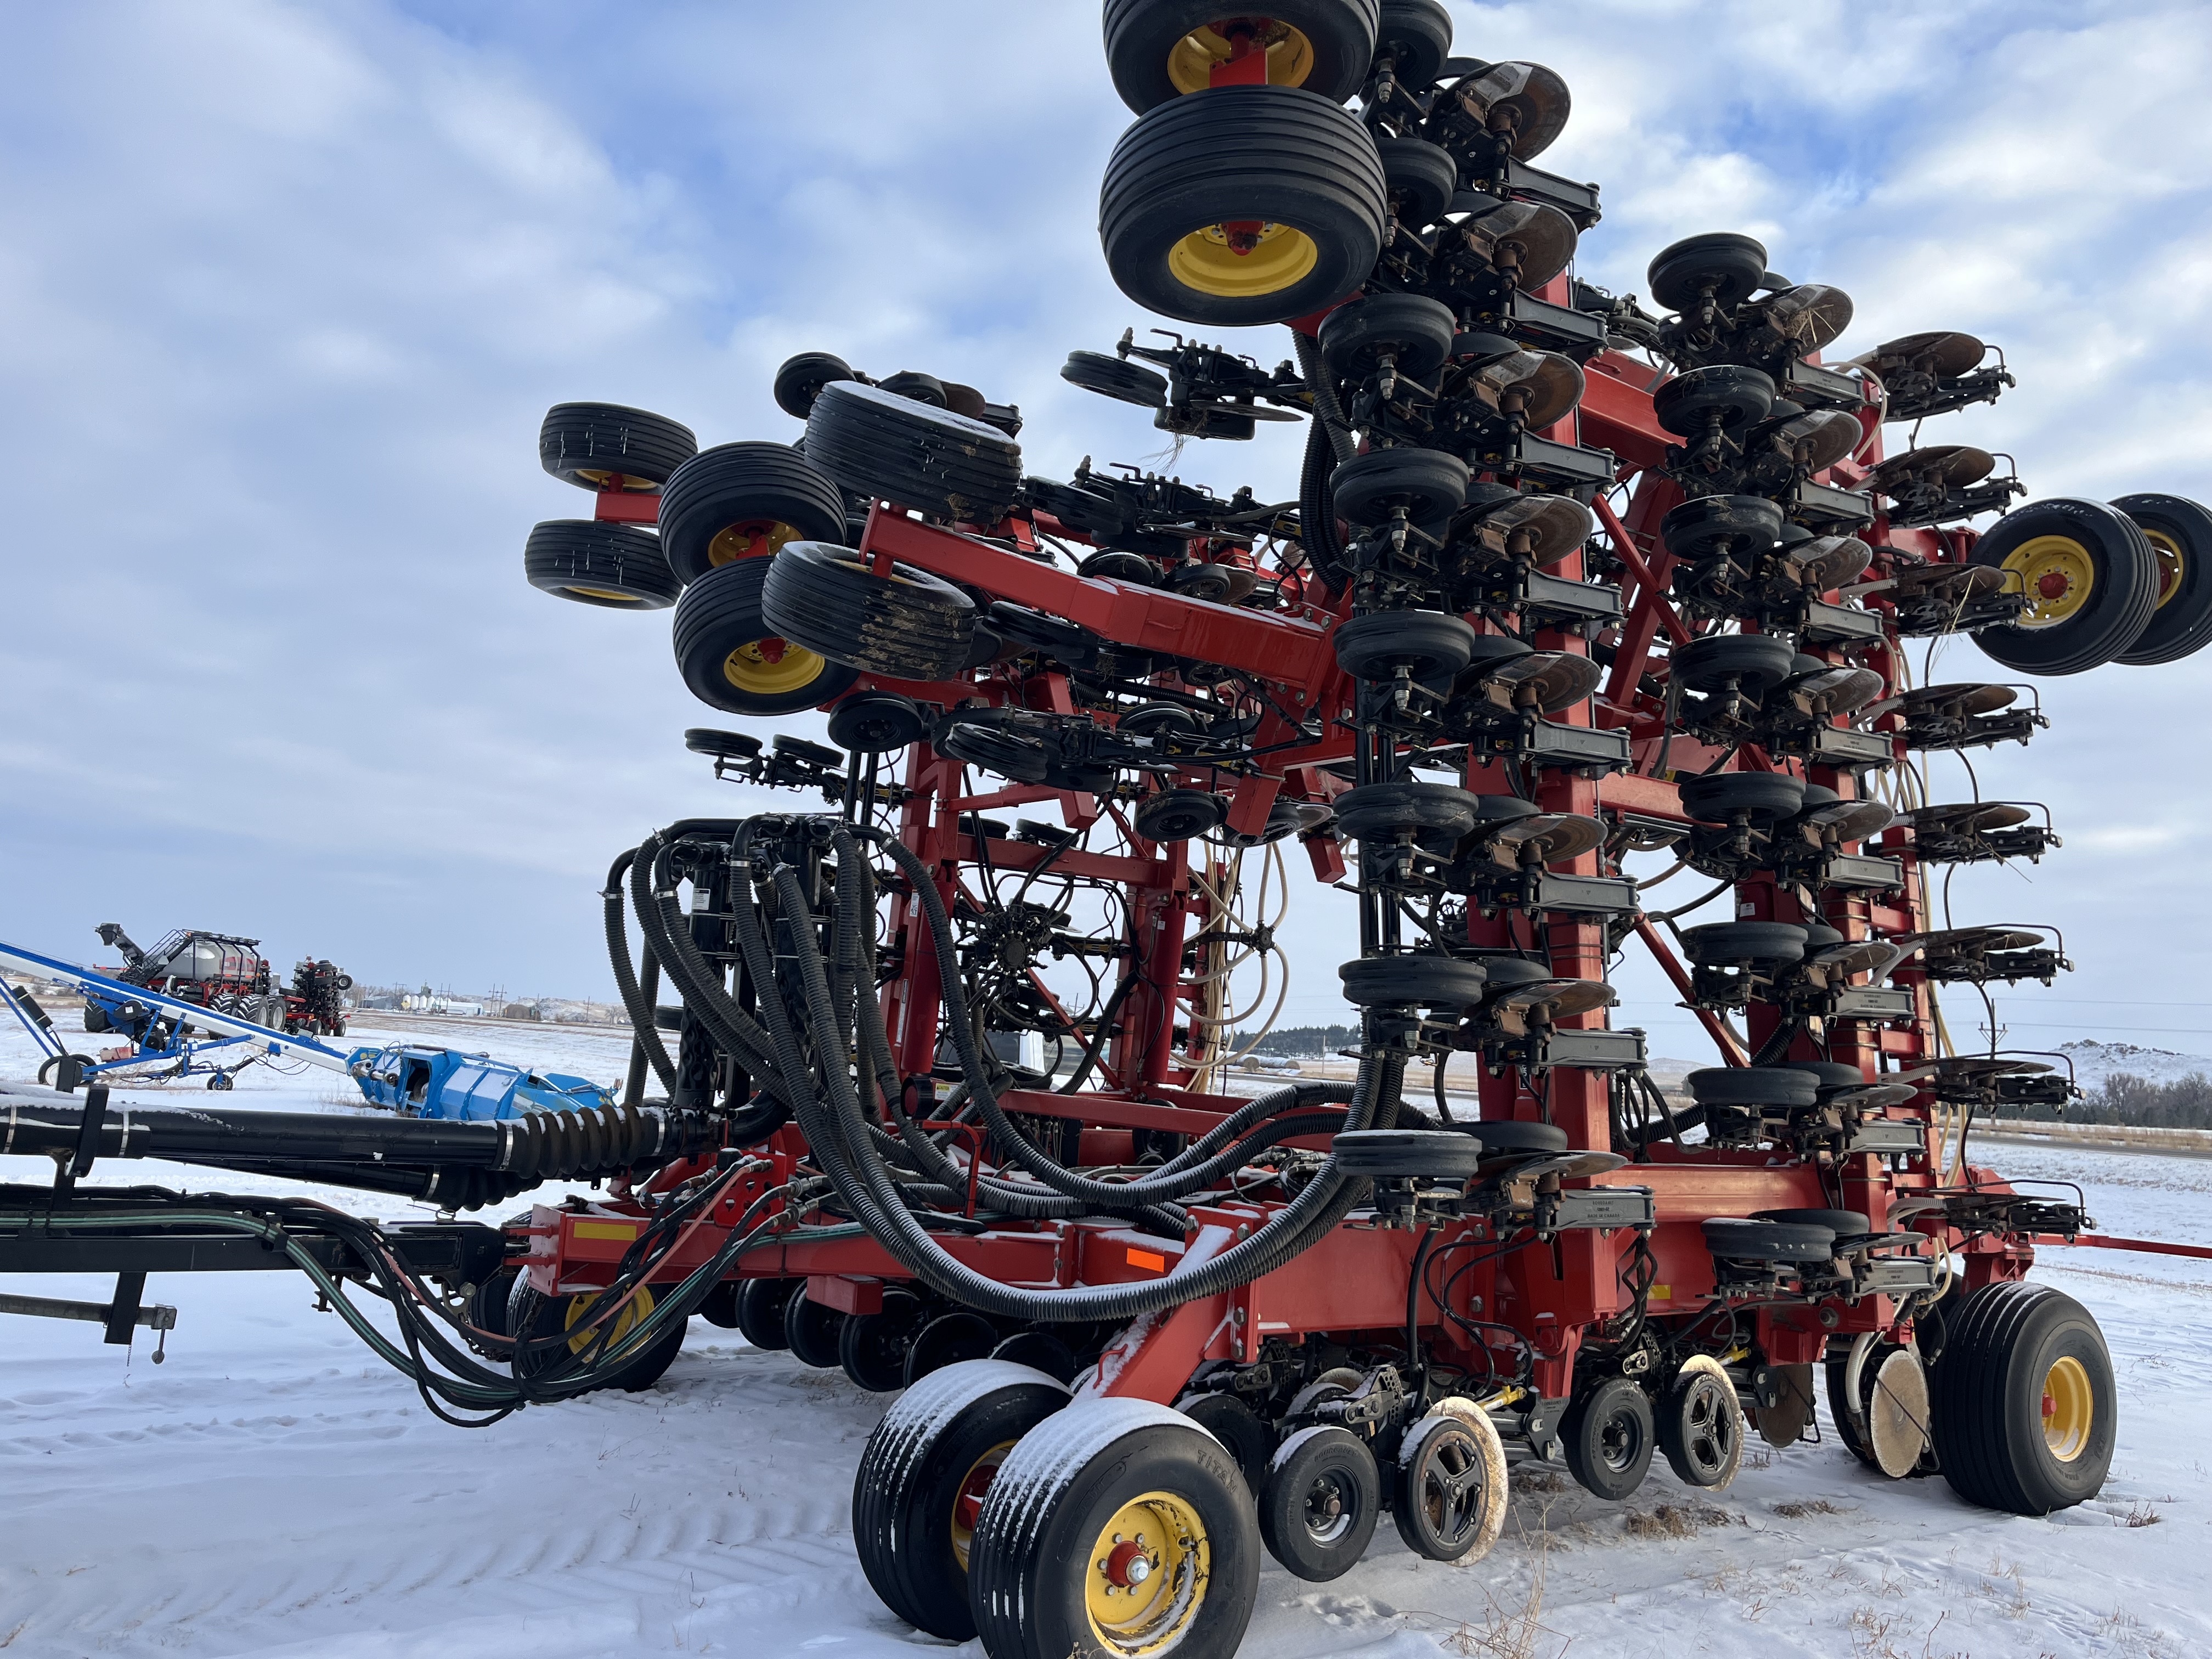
[
  {"x1": 1259, "y1": 1424, "x2": 1379, "y2": 1581},
  {"x1": 1657, "y1": 1355, "x2": 1745, "y2": 1489},
  {"x1": 1561, "y1": 1375, "x2": 1655, "y2": 1500},
  {"x1": 733, "y1": 1276, "x2": 798, "y2": 1349},
  {"x1": 969, "y1": 1398, "x2": 1261, "y2": 1659},
  {"x1": 1392, "y1": 1400, "x2": 1508, "y2": 1561},
  {"x1": 852, "y1": 1359, "x2": 1070, "y2": 1641},
  {"x1": 1929, "y1": 1280, "x2": 2115, "y2": 1514}
]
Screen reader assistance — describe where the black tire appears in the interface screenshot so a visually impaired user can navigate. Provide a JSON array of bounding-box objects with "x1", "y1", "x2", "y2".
[
  {"x1": 1260, "y1": 1425, "x2": 1380, "y2": 1581},
  {"x1": 1677, "y1": 769, "x2": 1807, "y2": 823},
  {"x1": 1392, "y1": 1413, "x2": 1498, "y2": 1560},
  {"x1": 1103, "y1": 0, "x2": 1381, "y2": 112},
  {"x1": 1775, "y1": 1060, "x2": 1869, "y2": 1094},
  {"x1": 1179, "y1": 1392, "x2": 1274, "y2": 1495},
  {"x1": 672, "y1": 558, "x2": 860, "y2": 715},
  {"x1": 656, "y1": 442, "x2": 850, "y2": 585},
  {"x1": 1653, "y1": 369, "x2": 1777, "y2": 439},
  {"x1": 970, "y1": 1406, "x2": 1261, "y2": 1659},
  {"x1": 878, "y1": 370, "x2": 948, "y2": 408},
  {"x1": 1376, "y1": 134, "x2": 1457, "y2": 224},
  {"x1": 1752, "y1": 1207, "x2": 1870, "y2": 1235},
  {"x1": 1334, "y1": 610, "x2": 1476, "y2": 679},
  {"x1": 1680, "y1": 921, "x2": 1809, "y2": 968},
  {"x1": 538, "y1": 401, "x2": 696, "y2": 493},
  {"x1": 1101, "y1": 85, "x2": 1387, "y2": 328},
  {"x1": 1658, "y1": 491, "x2": 1785, "y2": 561},
  {"x1": 1331, "y1": 779, "x2": 1480, "y2": 840},
  {"x1": 696, "y1": 1282, "x2": 742, "y2": 1330},
  {"x1": 1331, "y1": 448, "x2": 1469, "y2": 528},
  {"x1": 853, "y1": 1360, "x2": 1070, "y2": 1641},
  {"x1": 1701, "y1": 1218, "x2": 1836, "y2": 1263},
  {"x1": 1081, "y1": 549, "x2": 1160, "y2": 584},
  {"x1": 1657, "y1": 1361, "x2": 1746, "y2": 1489},
  {"x1": 1318, "y1": 291, "x2": 1458, "y2": 381},
  {"x1": 735, "y1": 1277, "x2": 797, "y2": 1349},
  {"x1": 783, "y1": 1286, "x2": 847, "y2": 1368},
  {"x1": 1467, "y1": 1119, "x2": 1568, "y2": 1158},
  {"x1": 804, "y1": 380, "x2": 1023, "y2": 523},
  {"x1": 507, "y1": 1276, "x2": 685, "y2": 1392},
  {"x1": 942, "y1": 719, "x2": 1054, "y2": 783},
  {"x1": 1824, "y1": 1351, "x2": 1877, "y2": 1466},
  {"x1": 905, "y1": 1310, "x2": 1000, "y2": 1386},
  {"x1": 772, "y1": 351, "x2": 858, "y2": 420},
  {"x1": 826, "y1": 691, "x2": 928, "y2": 753},
  {"x1": 1671, "y1": 631, "x2": 1798, "y2": 696},
  {"x1": 1374, "y1": 0, "x2": 1453, "y2": 90},
  {"x1": 1063, "y1": 350, "x2": 1170, "y2": 408},
  {"x1": 1931, "y1": 1281, "x2": 2116, "y2": 1515},
  {"x1": 1562, "y1": 1375, "x2": 1656, "y2": 1501},
  {"x1": 1647, "y1": 232, "x2": 1769, "y2": 314},
  {"x1": 1339, "y1": 953, "x2": 1488, "y2": 1008},
  {"x1": 1333, "y1": 1127, "x2": 1487, "y2": 1179},
  {"x1": 1969, "y1": 498, "x2": 2161, "y2": 676},
  {"x1": 523, "y1": 521, "x2": 681, "y2": 610},
  {"x1": 466, "y1": 1267, "x2": 519, "y2": 1348},
  {"x1": 1686, "y1": 1065, "x2": 1819, "y2": 1108},
  {"x1": 2111, "y1": 493, "x2": 2212, "y2": 664},
  {"x1": 761, "y1": 540, "x2": 977, "y2": 681},
  {"x1": 1135, "y1": 787, "x2": 1227, "y2": 843},
  {"x1": 839, "y1": 1288, "x2": 928, "y2": 1392},
  {"x1": 992, "y1": 1329, "x2": 1079, "y2": 1385}
]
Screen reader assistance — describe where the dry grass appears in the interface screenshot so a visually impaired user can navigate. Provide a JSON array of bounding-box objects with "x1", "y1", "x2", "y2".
[
  {"x1": 2122, "y1": 1500, "x2": 2164, "y2": 1527},
  {"x1": 1772, "y1": 1497, "x2": 1849, "y2": 1520},
  {"x1": 1406, "y1": 1515, "x2": 1563, "y2": 1659},
  {"x1": 1621, "y1": 1502, "x2": 1735, "y2": 1539},
  {"x1": 1845, "y1": 1606, "x2": 1970, "y2": 1659},
  {"x1": 1514, "y1": 1469, "x2": 1568, "y2": 1494}
]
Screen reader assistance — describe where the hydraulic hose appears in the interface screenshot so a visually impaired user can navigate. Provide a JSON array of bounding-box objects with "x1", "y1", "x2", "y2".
[{"x1": 603, "y1": 848, "x2": 675, "y2": 1091}]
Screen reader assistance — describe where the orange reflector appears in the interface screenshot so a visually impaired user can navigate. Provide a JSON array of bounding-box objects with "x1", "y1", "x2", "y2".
[{"x1": 1127, "y1": 1248, "x2": 1167, "y2": 1272}]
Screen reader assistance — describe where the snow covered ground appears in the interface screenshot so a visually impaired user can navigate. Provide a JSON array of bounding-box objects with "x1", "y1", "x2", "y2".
[{"x1": 3, "y1": 1020, "x2": 2209, "y2": 1658}]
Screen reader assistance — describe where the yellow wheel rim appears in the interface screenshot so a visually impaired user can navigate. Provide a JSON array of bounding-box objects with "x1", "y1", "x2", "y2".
[
  {"x1": 2144, "y1": 527, "x2": 2185, "y2": 608},
  {"x1": 561, "y1": 1285, "x2": 655, "y2": 1359},
  {"x1": 949, "y1": 1440, "x2": 1015, "y2": 1573},
  {"x1": 708, "y1": 518, "x2": 806, "y2": 568},
  {"x1": 2042, "y1": 1355, "x2": 2094, "y2": 1462},
  {"x1": 572, "y1": 467, "x2": 657, "y2": 492},
  {"x1": 1167, "y1": 221, "x2": 1317, "y2": 299},
  {"x1": 723, "y1": 638, "x2": 827, "y2": 696},
  {"x1": 1166, "y1": 21, "x2": 1317, "y2": 95},
  {"x1": 2000, "y1": 534, "x2": 2096, "y2": 627},
  {"x1": 1084, "y1": 1490, "x2": 1209, "y2": 1657},
  {"x1": 560, "y1": 584, "x2": 647, "y2": 605}
]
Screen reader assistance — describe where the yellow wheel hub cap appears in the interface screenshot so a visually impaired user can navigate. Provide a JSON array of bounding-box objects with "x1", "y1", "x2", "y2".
[
  {"x1": 1168, "y1": 221, "x2": 1317, "y2": 299},
  {"x1": 561, "y1": 1285, "x2": 655, "y2": 1359},
  {"x1": 2145, "y1": 527, "x2": 2185, "y2": 608},
  {"x1": 724, "y1": 638, "x2": 826, "y2": 696},
  {"x1": 561, "y1": 584, "x2": 646, "y2": 605},
  {"x1": 1167, "y1": 22, "x2": 1317, "y2": 95},
  {"x1": 2042, "y1": 1355, "x2": 2094, "y2": 1461},
  {"x1": 708, "y1": 519, "x2": 805, "y2": 567},
  {"x1": 2001, "y1": 534, "x2": 2095, "y2": 627},
  {"x1": 1085, "y1": 1491, "x2": 1209, "y2": 1656},
  {"x1": 573, "y1": 467, "x2": 656, "y2": 492}
]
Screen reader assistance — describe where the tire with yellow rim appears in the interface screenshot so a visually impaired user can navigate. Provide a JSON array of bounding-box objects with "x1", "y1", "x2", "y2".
[
  {"x1": 2112, "y1": 493, "x2": 2212, "y2": 665},
  {"x1": 672, "y1": 557, "x2": 859, "y2": 716},
  {"x1": 524, "y1": 520, "x2": 681, "y2": 610},
  {"x1": 852, "y1": 1358, "x2": 1070, "y2": 1642},
  {"x1": 657, "y1": 441, "x2": 851, "y2": 585},
  {"x1": 1929, "y1": 1280, "x2": 2115, "y2": 1515},
  {"x1": 1101, "y1": 84, "x2": 1387, "y2": 328},
  {"x1": 1967, "y1": 497, "x2": 2159, "y2": 675},
  {"x1": 763, "y1": 540, "x2": 978, "y2": 682},
  {"x1": 1103, "y1": 0, "x2": 1380, "y2": 114},
  {"x1": 505, "y1": 1274, "x2": 685, "y2": 1393},
  {"x1": 538, "y1": 401, "x2": 696, "y2": 493},
  {"x1": 970, "y1": 1397, "x2": 1259, "y2": 1659}
]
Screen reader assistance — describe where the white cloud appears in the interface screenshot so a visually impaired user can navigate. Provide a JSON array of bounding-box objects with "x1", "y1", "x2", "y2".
[{"x1": 0, "y1": 0, "x2": 2205, "y2": 1039}]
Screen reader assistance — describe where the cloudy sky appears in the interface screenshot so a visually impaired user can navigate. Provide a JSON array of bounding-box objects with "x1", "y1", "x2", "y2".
[{"x1": 3, "y1": 1, "x2": 2208, "y2": 1064}]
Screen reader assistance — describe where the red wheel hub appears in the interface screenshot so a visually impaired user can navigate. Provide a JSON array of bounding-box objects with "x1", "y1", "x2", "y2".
[
  {"x1": 1104, "y1": 1538, "x2": 1153, "y2": 1587},
  {"x1": 2037, "y1": 571, "x2": 2070, "y2": 599}
]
